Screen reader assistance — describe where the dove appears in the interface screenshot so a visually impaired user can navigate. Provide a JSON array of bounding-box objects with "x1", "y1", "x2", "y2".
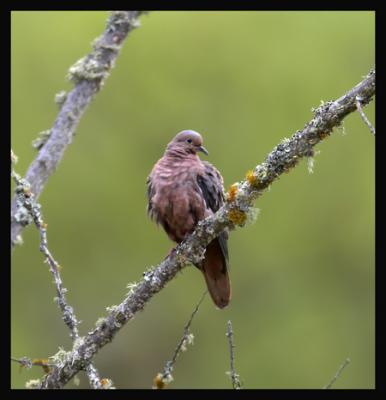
[{"x1": 147, "y1": 130, "x2": 231, "y2": 308}]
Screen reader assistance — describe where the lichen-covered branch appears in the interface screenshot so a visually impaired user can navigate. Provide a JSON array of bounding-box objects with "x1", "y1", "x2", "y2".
[
  {"x1": 11, "y1": 155, "x2": 80, "y2": 341},
  {"x1": 36, "y1": 69, "x2": 375, "y2": 389},
  {"x1": 85, "y1": 364, "x2": 103, "y2": 389},
  {"x1": 11, "y1": 153, "x2": 106, "y2": 389},
  {"x1": 11, "y1": 11, "x2": 145, "y2": 247},
  {"x1": 153, "y1": 291, "x2": 206, "y2": 389}
]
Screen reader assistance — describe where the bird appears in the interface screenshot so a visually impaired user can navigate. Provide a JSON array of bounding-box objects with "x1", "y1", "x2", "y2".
[{"x1": 146, "y1": 130, "x2": 231, "y2": 309}]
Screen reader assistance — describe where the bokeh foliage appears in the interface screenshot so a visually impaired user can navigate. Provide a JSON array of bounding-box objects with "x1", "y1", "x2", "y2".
[{"x1": 11, "y1": 11, "x2": 374, "y2": 389}]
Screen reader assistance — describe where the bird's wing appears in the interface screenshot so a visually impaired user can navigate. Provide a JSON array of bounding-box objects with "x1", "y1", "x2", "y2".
[
  {"x1": 197, "y1": 161, "x2": 228, "y2": 261},
  {"x1": 197, "y1": 162, "x2": 230, "y2": 308},
  {"x1": 197, "y1": 161, "x2": 225, "y2": 214},
  {"x1": 146, "y1": 175, "x2": 155, "y2": 217}
]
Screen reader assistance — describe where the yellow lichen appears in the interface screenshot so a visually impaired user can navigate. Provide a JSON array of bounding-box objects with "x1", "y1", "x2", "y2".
[
  {"x1": 153, "y1": 373, "x2": 166, "y2": 389},
  {"x1": 245, "y1": 170, "x2": 259, "y2": 187},
  {"x1": 100, "y1": 378, "x2": 115, "y2": 389},
  {"x1": 23, "y1": 187, "x2": 32, "y2": 197},
  {"x1": 228, "y1": 208, "x2": 247, "y2": 226},
  {"x1": 226, "y1": 183, "x2": 238, "y2": 202},
  {"x1": 32, "y1": 359, "x2": 51, "y2": 374}
]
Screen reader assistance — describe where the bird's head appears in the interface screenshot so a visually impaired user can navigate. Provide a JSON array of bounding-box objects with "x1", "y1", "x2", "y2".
[{"x1": 166, "y1": 130, "x2": 209, "y2": 157}]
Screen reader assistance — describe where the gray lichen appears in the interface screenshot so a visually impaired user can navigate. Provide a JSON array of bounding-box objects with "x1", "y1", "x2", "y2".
[
  {"x1": 11, "y1": 149, "x2": 18, "y2": 164},
  {"x1": 25, "y1": 379, "x2": 42, "y2": 389},
  {"x1": 55, "y1": 91, "x2": 67, "y2": 107},
  {"x1": 32, "y1": 130, "x2": 52, "y2": 150},
  {"x1": 13, "y1": 205, "x2": 33, "y2": 226},
  {"x1": 68, "y1": 55, "x2": 111, "y2": 84}
]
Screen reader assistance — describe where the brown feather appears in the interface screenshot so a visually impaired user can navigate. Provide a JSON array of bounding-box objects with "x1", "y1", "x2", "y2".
[{"x1": 201, "y1": 238, "x2": 231, "y2": 309}]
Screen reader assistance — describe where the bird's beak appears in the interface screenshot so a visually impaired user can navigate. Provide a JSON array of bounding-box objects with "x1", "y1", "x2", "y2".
[{"x1": 197, "y1": 145, "x2": 209, "y2": 155}]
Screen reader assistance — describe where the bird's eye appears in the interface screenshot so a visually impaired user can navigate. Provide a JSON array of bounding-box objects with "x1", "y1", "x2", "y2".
[{"x1": 186, "y1": 138, "x2": 193, "y2": 144}]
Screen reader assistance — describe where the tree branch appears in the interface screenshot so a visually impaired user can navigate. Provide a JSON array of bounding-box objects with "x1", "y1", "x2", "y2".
[
  {"x1": 153, "y1": 291, "x2": 206, "y2": 389},
  {"x1": 35, "y1": 69, "x2": 374, "y2": 389},
  {"x1": 356, "y1": 95, "x2": 375, "y2": 135},
  {"x1": 323, "y1": 358, "x2": 351, "y2": 389},
  {"x1": 226, "y1": 320, "x2": 242, "y2": 389},
  {"x1": 11, "y1": 11, "x2": 144, "y2": 247},
  {"x1": 11, "y1": 154, "x2": 105, "y2": 389},
  {"x1": 11, "y1": 156, "x2": 80, "y2": 340},
  {"x1": 85, "y1": 364, "x2": 103, "y2": 389}
]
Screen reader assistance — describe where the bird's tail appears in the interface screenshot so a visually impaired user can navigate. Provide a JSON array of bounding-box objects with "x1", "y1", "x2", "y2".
[{"x1": 201, "y1": 236, "x2": 231, "y2": 309}]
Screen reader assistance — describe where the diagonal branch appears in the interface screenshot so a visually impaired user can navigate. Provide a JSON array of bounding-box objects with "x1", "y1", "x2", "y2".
[
  {"x1": 153, "y1": 291, "x2": 207, "y2": 389},
  {"x1": 323, "y1": 358, "x2": 351, "y2": 389},
  {"x1": 11, "y1": 11, "x2": 145, "y2": 247},
  {"x1": 37, "y1": 69, "x2": 375, "y2": 389}
]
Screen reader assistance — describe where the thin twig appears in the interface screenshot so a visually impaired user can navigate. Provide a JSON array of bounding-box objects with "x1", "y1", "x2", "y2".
[
  {"x1": 153, "y1": 291, "x2": 207, "y2": 389},
  {"x1": 11, "y1": 154, "x2": 103, "y2": 389},
  {"x1": 323, "y1": 358, "x2": 351, "y2": 389},
  {"x1": 11, "y1": 357, "x2": 53, "y2": 373},
  {"x1": 11, "y1": 162, "x2": 79, "y2": 341},
  {"x1": 226, "y1": 320, "x2": 242, "y2": 389},
  {"x1": 38, "y1": 69, "x2": 374, "y2": 389},
  {"x1": 11, "y1": 11, "x2": 145, "y2": 247},
  {"x1": 85, "y1": 364, "x2": 103, "y2": 389},
  {"x1": 11, "y1": 357, "x2": 33, "y2": 369},
  {"x1": 356, "y1": 96, "x2": 375, "y2": 135}
]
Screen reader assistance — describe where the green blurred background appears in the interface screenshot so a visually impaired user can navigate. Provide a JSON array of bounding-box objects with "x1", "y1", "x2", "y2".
[{"x1": 11, "y1": 11, "x2": 374, "y2": 389}]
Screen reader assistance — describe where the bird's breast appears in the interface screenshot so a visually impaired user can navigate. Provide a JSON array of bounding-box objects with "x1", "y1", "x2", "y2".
[{"x1": 150, "y1": 166, "x2": 207, "y2": 242}]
